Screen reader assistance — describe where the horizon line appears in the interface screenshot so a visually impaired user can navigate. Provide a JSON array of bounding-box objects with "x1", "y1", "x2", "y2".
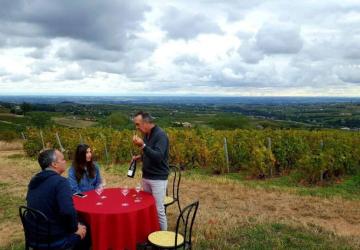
[{"x1": 1, "y1": 94, "x2": 360, "y2": 98}]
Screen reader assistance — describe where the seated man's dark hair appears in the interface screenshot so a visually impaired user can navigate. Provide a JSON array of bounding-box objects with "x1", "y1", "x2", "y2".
[
  {"x1": 134, "y1": 111, "x2": 154, "y2": 123},
  {"x1": 38, "y1": 149, "x2": 57, "y2": 170}
]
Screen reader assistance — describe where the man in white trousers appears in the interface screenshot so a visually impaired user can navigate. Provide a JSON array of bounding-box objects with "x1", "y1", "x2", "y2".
[{"x1": 132, "y1": 111, "x2": 169, "y2": 230}]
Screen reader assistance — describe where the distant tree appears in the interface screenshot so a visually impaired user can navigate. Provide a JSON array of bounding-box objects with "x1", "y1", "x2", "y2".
[
  {"x1": 27, "y1": 112, "x2": 54, "y2": 128},
  {"x1": 209, "y1": 115, "x2": 251, "y2": 130},
  {"x1": 101, "y1": 112, "x2": 132, "y2": 130},
  {"x1": 21, "y1": 102, "x2": 32, "y2": 114},
  {"x1": 10, "y1": 107, "x2": 16, "y2": 114},
  {"x1": 10, "y1": 105, "x2": 23, "y2": 115}
]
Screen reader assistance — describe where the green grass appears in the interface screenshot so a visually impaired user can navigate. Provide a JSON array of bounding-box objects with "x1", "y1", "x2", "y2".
[
  {"x1": 196, "y1": 222, "x2": 356, "y2": 249},
  {"x1": 0, "y1": 107, "x2": 10, "y2": 113},
  {"x1": 0, "y1": 182, "x2": 25, "y2": 221},
  {"x1": 0, "y1": 122, "x2": 22, "y2": 130},
  {"x1": 296, "y1": 174, "x2": 360, "y2": 199},
  {"x1": 182, "y1": 168, "x2": 360, "y2": 200},
  {"x1": 3, "y1": 223, "x2": 356, "y2": 250},
  {"x1": 0, "y1": 114, "x2": 28, "y2": 125},
  {"x1": 53, "y1": 117, "x2": 97, "y2": 128},
  {"x1": 0, "y1": 241, "x2": 25, "y2": 250},
  {"x1": 6, "y1": 154, "x2": 25, "y2": 159},
  {"x1": 1, "y1": 160, "x2": 360, "y2": 249}
]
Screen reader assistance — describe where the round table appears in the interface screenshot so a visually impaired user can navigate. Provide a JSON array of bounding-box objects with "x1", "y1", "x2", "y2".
[{"x1": 73, "y1": 188, "x2": 160, "y2": 250}]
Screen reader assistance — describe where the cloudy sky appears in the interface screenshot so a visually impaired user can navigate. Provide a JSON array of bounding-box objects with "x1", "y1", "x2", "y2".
[{"x1": 1, "y1": 0, "x2": 360, "y2": 96}]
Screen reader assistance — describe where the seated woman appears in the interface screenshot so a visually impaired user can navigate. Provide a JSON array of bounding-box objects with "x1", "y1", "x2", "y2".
[{"x1": 68, "y1": 144, "x2": 102, "y2": 194}]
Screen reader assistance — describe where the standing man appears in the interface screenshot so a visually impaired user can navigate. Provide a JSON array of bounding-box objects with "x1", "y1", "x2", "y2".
[
  {"x1": 132, "y1": 111, "x2": 169, "y2": 230},
  {"x1": 26, "y1": 149, "x2": 88, "y2": 249}
]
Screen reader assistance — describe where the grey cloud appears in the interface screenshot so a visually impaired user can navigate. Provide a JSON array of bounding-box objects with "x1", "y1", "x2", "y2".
[
  {"x1": 0, "y1": 31, "x2": 49, "y2": 48},
  {"x1": 173, "y1": 55, "x2": 203, "y2": 66},
  {"x1": 269, "y1": 1, "x2": 360, "y2": 30},
  {"x1": 122, "y1": 39, "x2": 157, "y2": 64},
  {"x1": 197, "y1": 63, "x2": 281, "y2": 88},
  {"x1": 0, "y1": 68, "x2": 8, "y2": 76},
  {"x1": 236, "y1": 31, "x2": 253, "y2": 40},
  {"x1": 0, "y1": 20, "x2": 43, "y2": 38},
  {"x1": 1, "y1": 0, "x2": 150, "y2": 51},
  {"x1": 52, "y1": 37, "x2": 157, "y2": 76},
  {"x1": 201, "y1": 1, "x2": 264, "y2": 22},
  {"x1": 288, "y1": 62, "x2": 333, "y2": 87},
  {"x1": 30, "y1": 60, "x2": 58, "y2": 74},
  {"x1": 343, "y1": 39, "x2": 360, "y2": 59},
  {"x1": 2, "y1": 74, "x2": 28, "y2": 82},
  {"x1": 0, "y1": 1, "x2": 23, "y2": 20},
  {"x1": 56, "y1": 41, "x2": 121, "y2": 62},
  {"x1": 256, "y1": 23, "x2": 303, "y2": 54},
  {"x1": 57, "y1": 68, "x2": 85, "y2": 81},
  {"x1": 335, "y1": 65, "x2": 360, "y2": 84},
  {"x1": 0, "y1": 34, "x2": 5, "y2": 47},
  {"x1": 1, "y1": 1, "x2": 360, "y2": 96},
  {"x1": 161, "y1": 7, "x2": 222, "y2": 40},
  {"x1": 79, "y1": 61, "x2": 125, "y2": 75},
  {"x1": 238, "y1": 40, "x2": 264, "y2": 64},
  {"x1": 27, "y1": 48, "x2": 46, "y2": 59},
  {"x1": 65, "y1": 41, "x2": 156, "y2": 77}
]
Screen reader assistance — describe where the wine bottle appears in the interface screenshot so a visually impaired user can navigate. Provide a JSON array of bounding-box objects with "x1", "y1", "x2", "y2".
[{"x1": 127, "y1": 159, "x2": 136, "y2": 178}]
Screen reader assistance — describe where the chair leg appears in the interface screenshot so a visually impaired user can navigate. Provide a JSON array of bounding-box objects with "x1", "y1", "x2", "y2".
[
  {"x1": 177, "y1": 200, "x2": 184, "y2": 223},
  {"x1": 164, "y1": 205, "x2": 167, "y2": 215}
]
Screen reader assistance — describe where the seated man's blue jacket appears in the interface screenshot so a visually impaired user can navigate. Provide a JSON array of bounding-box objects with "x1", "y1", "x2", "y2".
[{"x1": 26, "y1": 170, "x2": 79, "y2": 246}]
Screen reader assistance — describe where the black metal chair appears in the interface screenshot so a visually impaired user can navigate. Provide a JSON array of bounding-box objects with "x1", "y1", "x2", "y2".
[
  {"x1": 19, "y1": 205, "x2": 52, "y2": 250},
  {"x1": 148, "y1": 200, "x2": 199, "y2": 250},
  {"x1": 164, "y1": 165, "x2": 181, "y2": 216}
]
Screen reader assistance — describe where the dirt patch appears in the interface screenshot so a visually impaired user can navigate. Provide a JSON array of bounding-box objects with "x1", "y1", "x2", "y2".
[
  {"x1": 0, "y1": 222, "x2": 23, "y2": 247},
  {"x1": 0, "y1": 140, "x2": 23, "y2": 151}
]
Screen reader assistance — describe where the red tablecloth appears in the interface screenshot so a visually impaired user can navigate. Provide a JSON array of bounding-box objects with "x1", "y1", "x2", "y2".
[{"x1": 73, "y1": 188, "x2": 160, "y2": 250}]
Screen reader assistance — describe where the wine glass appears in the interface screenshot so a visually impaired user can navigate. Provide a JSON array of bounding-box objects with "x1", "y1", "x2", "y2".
[
  {"x1": 134, "y1": 183, "x2": 141, "y2": 203},
  {"x1": 121, "y1": 186, "x2": 129, "y2": 206},
  {"x1": 95, "y1": 184, "x2": 104, "y2": 205},
  {"x1": 100, "y1": 179, "x2": 107, "y2": 199}
]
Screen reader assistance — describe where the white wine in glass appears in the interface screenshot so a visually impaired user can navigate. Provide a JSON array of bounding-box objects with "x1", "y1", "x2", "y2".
[
  {"x1": 95, "y1": 184, "x2": 104, "y2": 205},
  {"x1": 121, "y1": 186, "x2": 129, "y2": 206},
  {"x1": 135, "y1": 183, "x2": 141, "y2": 202}
]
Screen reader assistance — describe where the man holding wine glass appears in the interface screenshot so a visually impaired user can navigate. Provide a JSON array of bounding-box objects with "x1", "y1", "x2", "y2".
[{"x1": 132, "y1": 111, "x2": 170, "y2": 231}]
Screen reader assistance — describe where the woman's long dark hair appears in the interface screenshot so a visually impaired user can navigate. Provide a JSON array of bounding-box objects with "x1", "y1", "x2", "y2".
[{"x1": 73, "y1": 144, "x2": 96, "y2": 183}]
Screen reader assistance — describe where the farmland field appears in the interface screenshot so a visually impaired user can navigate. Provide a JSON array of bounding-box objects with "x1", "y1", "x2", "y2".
[{"x1": 53, "y1": 117, "x2": 97, "y2": 128}]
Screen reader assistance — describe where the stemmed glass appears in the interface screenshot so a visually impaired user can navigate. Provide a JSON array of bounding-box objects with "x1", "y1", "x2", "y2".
[
  {"x1": 134, "y1": 183, "x2": 141, "y2": 203},
  {"x1": 95, "y1": 184, "x2": 104, "y2": 205},
  {"x1": 121, "y1": 186, "x2": 129, "y2": 206},
  {"x1": 100, "y1": 179, "x2": 107, "y2": 199}
]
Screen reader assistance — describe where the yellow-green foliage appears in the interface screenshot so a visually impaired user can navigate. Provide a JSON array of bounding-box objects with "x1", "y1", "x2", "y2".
[{"x1": 23, "y1": 127, "x2": 360, "y2": 183}]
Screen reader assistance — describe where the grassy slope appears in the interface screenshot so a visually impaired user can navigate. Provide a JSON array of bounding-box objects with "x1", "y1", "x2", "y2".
[{"x1": 185, "y1": 168, "x2": 360, "y2": 200}]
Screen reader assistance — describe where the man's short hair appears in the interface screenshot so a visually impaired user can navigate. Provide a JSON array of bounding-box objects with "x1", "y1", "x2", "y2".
[
  {"x1": 38, "y1": 149, "x2": 57, "y2": 170},
  {"x1": 134, "y1": 111, "x2": 154, "y2": 123}
]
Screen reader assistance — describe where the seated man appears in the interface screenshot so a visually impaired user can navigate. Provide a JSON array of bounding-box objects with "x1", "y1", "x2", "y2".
[{"x1": 26, "y1": 149, "x2": 88, "y2": 250}]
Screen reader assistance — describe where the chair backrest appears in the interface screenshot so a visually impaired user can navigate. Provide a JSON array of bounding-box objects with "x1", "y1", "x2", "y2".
[
  {"x1": 19, "y1": 205, "x2": 52, "y2": 250},
  {"x1": 174, "y1": 200, "x2": 199, "y2": 249},
  {"x1": 167, "y1": 164, "x2": 181, "y2": 201}
]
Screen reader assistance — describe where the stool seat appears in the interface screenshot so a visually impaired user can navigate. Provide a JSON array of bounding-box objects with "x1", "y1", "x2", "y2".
[
  {"x1": 164, "y1": 196, "x2": 175, "y2": 205},
  {"x1": 148, "y1": 231, "x2": 184, "y2": 248}
]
